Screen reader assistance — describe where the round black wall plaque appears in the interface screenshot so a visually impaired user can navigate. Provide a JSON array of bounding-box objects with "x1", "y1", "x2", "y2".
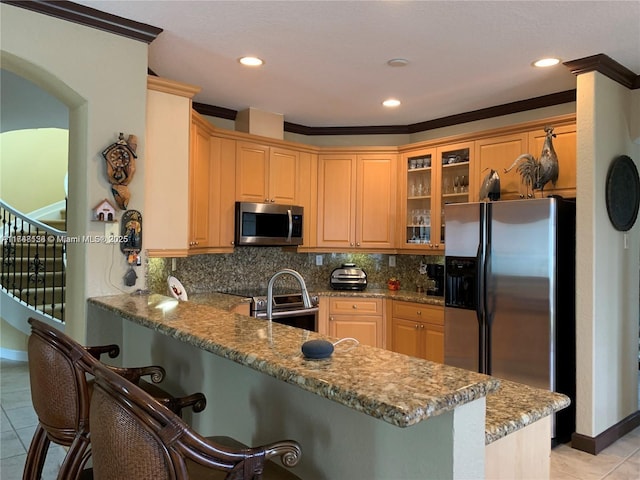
[{"x1": 605, "y1": 155, "x2": 640, "y2": 231}]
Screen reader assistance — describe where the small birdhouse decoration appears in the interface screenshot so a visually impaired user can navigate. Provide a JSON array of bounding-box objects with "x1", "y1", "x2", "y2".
[
  {"x1": 93, "y1": 198, "x2": 117, "y2": 222},
  {"x1": 101, "y1": 132, "x2": 138, "y2": 209}
]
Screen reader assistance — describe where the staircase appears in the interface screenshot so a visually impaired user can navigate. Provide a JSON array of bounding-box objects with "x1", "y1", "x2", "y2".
[{"x1": 1, "y1": 201, "x2": 66, "y2": 322}]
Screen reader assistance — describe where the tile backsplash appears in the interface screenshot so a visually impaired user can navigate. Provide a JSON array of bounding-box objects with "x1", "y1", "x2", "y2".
[{"x1": 148, "y1": 248, "x2": 443, "y2": 296}]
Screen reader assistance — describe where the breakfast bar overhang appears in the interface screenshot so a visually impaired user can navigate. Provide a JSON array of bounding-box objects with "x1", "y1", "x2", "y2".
[{"x1": 87, "y1": 293, "x2": 568, "y2": 479}]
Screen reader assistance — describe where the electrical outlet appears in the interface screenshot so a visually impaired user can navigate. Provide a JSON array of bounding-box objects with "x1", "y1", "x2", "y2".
[
  {"x1": 419, "y1": 262, "x2": 428, "y2": 275},
  {"x1": 315, "y1": 255, "x2": 323, "y2": 266},
  {"x1": 104, "y1": 222, "x2": 119, "y2": 241},
  {"x1": 389, "y1": 255, "x2": 396, "y2": 267}
]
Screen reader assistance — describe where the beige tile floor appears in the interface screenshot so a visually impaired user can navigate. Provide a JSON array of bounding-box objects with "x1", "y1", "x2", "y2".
[{"x1": 1, "y1": 357, "x2": 639, "y2": 479}]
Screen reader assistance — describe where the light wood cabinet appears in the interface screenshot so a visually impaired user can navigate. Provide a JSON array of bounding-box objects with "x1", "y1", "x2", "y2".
[
  {"x1": 325, "y1": 297, "x2": 385, "y2": 348},
  {"x1": 236, "y1": 141, "x2": 298, "y2": 204},
  {"x1": 474, "y1": 133, "x2": 529, "y2": 200},
  {"x1": 189, "y1": 112, "x2": 236, "y2": 253},
  {"x1": 296, "y1": 151, "x2": 318, "y2": 249},
  {"x1": 209, "y1": 134, "x2": 237, "y2": 252},
  {"x1": 475, "y1": 123, "x2": 576, "y2": 200},
  {"x1": 189, "y1": 119, "x2": 213, "y2": 251},
  {"x1": 527, "y1": 123, "x2": 576, "y2": 198},
  {"x1": 145, "y1": 76, "x2": 200, "y2": 257},
  {"x1": 317, "y1": 152, "x2": 397, "y2": 250},
  {"x1": 399, "y1": 148, "x2": 437, "y2": 251},
  {"x1": 399, "y1": 142, "x2": 472, "y2": 252},
  {"x1": 437, "y1": 142, "x2": 474, "y2": 248},
  {"x1": 390, "y1": 301, "x2": 444, "y2": 363}
]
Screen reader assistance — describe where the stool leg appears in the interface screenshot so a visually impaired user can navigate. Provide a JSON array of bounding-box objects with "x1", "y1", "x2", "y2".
[
  {"x1": 57, "y1": 433, "x2": 91, "y2": 480},
  {"x1": 22, "y1": 424, "x2": 49, "y2": 480}
]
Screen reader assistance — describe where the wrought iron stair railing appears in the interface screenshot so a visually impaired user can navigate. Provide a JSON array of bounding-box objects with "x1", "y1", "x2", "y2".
[{"x1": 1, "y1": 200, "x2": 66, "y2": 322}]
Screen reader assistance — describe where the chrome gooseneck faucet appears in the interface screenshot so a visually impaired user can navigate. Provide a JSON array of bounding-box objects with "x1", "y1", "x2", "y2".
[{"x1": 266, "y1": 269, "x2": 312, "y2": 320}]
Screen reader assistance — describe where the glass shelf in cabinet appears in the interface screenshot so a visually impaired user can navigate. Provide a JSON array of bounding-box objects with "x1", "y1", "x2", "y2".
[
  {"x1": 442, "y1": 193, "x2": 468, "y2": 198},
  {"x1": 442, "y1": 161, "x2": 469, "y2": 169}
]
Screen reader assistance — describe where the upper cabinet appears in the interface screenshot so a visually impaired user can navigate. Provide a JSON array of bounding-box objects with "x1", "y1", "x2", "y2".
[
  {"x1": 475, "y1": 120, "x2": 576, "y2": 201},
  {"x1": 400, "y1": 148, "x2": 437, "y2": 251},
  {"x1": 145, "y1": 76, "x2": 200, "y2": 257},
  {"x1": 295, "y1": 151, "x2": 318, "y2": 250},
  {"x1": 399, "y1": 141, "x2": 473, "y2": 252},
  {"x1": 475, "y1": 133, "x2": 529, "y2": 200},
  {"x1": 189, "y1": 113, "x2": 237, "y2": 254},
  {"x1": 236, "y1": 141, "x2": 298, "y2": 204},
  {"x1": 527, "y1": 123, "x2": 576, "y2": 199},
  {"x1": 317, "y1": 152, "x2": 397, "y2": 250},
  {"x1": 189, "y1": 119, "x2": 213, "y2": 250},
  {"x1": 437, "y1": 142, "x2": 473, "y2": 248}
]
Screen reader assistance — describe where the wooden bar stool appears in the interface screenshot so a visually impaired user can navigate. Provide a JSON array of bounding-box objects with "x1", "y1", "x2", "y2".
[
  {"x1": 90, "y1": 361, "x2": 303, "y2": 479},
  {"x1": 23, "y1": 317, "x2": 206, "y2": 480}
]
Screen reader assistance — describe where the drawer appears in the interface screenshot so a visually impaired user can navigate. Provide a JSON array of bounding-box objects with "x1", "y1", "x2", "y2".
[
  {"x1": 329, "y1": 298, "x2": 383, "y2": 316},
  {"x1": 392, "y1": 301, "x2": 444, "y2": 325}
]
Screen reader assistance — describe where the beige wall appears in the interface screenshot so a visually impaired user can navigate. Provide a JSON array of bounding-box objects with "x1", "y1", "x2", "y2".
[
  {"x1": 0, "y1": 128, "x2": 68, "y2": 212},
  {"x1": 0, "y1": 317, "x2": 28, "y2": 353},
  {"x1": 1, "y1": 3, "x2": 148, "y2": 342},
  {"x1": 575, "y1": 72, "x2": 640, "y2": 437}
]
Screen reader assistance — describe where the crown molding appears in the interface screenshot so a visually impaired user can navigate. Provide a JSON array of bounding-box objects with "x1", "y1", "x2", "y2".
[
  {"x1": 564, "y1": 54, "x2": 640, "y2": 90},
  {"x1": 2, "y1": 0, "x2": 163, "y2": 43},
  {"x1": 194, "y1": 90, "x2": 576, "y2": 136}
]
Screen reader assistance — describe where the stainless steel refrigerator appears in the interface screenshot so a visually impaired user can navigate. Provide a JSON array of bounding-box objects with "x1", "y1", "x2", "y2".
[{"x1": 444, "y1": 197, "x2": 575, "y2": 442}]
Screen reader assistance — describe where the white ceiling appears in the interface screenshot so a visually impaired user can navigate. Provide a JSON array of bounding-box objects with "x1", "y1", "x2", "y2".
[{"x1": 75, "y1": 1, "x2": 640, "y2": 128}]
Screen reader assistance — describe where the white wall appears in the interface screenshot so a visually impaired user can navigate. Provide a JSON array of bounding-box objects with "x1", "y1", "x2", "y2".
[
  {"x1": 575, "y1": 72, "x2": 640, "y2": 437},
  {"x1": 0, "y1": 4, "x2": 149, "y2": 342}
]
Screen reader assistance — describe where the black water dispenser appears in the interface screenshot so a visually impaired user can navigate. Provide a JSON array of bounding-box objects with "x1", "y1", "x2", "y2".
[{"x1": 444, "y1": 257, "x2": 478, "y2": 310}]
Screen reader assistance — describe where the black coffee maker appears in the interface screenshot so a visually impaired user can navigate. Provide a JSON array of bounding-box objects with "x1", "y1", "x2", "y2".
[{"x1": 426, "y1": 264, "x2": 444, "y2": 296}]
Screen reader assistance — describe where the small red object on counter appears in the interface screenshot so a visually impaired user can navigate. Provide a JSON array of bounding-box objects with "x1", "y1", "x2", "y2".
[{"x1": 387, "y1": 278, "x2": 400, "y2": 291}]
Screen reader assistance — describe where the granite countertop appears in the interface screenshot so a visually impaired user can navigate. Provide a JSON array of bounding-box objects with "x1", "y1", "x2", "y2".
[
  {"x1": 313, "y1": 287, "x2": 445, "y2": 306},
  {"x1": 88, "y1": 293, "x2": 498, "y2": 429},
  {"x1": 484, "y1": 379, "x2": 569, "y2": 444},
  {"x1": 88, "y1": 291, "x2": 569, "y2": 443}
]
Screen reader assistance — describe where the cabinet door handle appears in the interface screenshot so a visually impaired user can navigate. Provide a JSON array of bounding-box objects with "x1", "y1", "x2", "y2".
[
  {"x1": 420, "y1": 324, "x2": 425, "y2": 329},
  {"x1": 350, "y1": 242, "x2": 354, "y2": 247},
  {"x1": 415, "y1": 324, "x2": 420, "y2": 329},
  {"x1": 356, "y1": 242, "x2": 361, "y2": 247},
  {"x1": 417, "y1": 310, "x2": 422, "y2": 315},
  {"x1": 352, "y1": 305, "x2": 358, "y2": 309},
  {"x1": 330, "y1": 316, "x2": 334, "y2": 321}
]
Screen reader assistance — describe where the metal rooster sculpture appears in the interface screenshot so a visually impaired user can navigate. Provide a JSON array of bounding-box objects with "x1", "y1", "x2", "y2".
[
  {"x1": 504, "y1": 126, "x2": 558, "y2": 198},
  {"x1": 479, "y1": 168, "x2": 501, "y2": 201}
]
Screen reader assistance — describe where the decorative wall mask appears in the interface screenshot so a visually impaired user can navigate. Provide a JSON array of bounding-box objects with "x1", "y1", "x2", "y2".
[{"x1": 101, "y1": 133, "x2": 138, "y2": 209}]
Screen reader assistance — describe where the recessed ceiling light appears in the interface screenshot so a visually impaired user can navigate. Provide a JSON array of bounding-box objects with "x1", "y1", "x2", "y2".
[
  {"x1": 387, "y1": 58, "x2": 409, "y2": 67},
  {"x1": 239, "y1": 56, "x2": 264, "y2": 67},
  {"x1": 533, "y1": 57, "x2": 561, "y2": 68},
  {"x1": 383, "y1": 98, "x2": 401, "y2": 107}
]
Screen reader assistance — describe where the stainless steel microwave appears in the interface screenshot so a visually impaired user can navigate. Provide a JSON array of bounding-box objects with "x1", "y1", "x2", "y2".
[{"x1": 234, "y1": 202, "x2": 304, "y2": 246}]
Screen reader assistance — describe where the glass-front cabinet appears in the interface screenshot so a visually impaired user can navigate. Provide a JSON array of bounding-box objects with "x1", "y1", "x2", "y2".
[
  {"x1": 400, "y1": 141, "x2": 474, "y2": 252},
  {"x1": 437, "y1": 142, "x2": 472, "y2": 245},
  {"x1": 401, "y1": 148, "x2": 437, "y2": 250}
]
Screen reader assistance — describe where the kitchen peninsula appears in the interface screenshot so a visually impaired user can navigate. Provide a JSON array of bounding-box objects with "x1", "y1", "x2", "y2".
[{"x1": 87, "y1": 292, "x2": 569, "y2": 479}]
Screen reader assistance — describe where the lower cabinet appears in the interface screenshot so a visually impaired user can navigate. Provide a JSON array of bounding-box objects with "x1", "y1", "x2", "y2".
[
  {"x1": 390, "y1": 301, "x2": 444, "y2": 363},
  {"x1": 319, "y1": 297, "x2": 384, "y2": 348}
]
